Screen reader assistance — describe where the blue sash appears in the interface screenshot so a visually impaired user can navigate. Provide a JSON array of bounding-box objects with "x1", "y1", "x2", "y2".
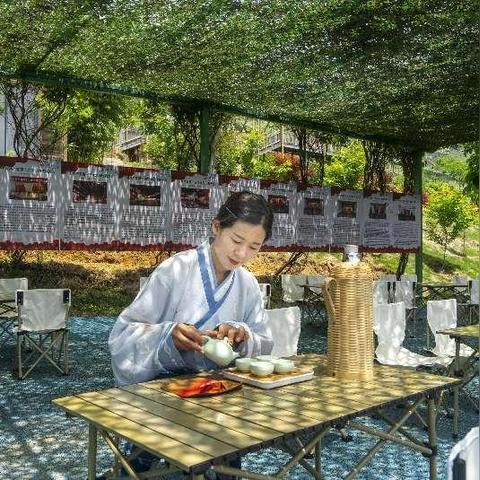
[{"x1": 195, "y1": 245, "x2": 235, "y2": 330}]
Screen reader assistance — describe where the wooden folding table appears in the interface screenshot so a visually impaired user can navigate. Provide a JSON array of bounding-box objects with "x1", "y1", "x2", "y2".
[{"x1": 53, "y1": 354, "x2": 459, "y2": 480}]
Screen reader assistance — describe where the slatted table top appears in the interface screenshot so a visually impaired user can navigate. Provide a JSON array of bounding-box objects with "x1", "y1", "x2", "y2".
[
  {"x1": 438, "y1": 324, "x2": 480, "y2": 338},
  {"x1": 53, "y1": 354, "x2": 459, "y2": 474}
]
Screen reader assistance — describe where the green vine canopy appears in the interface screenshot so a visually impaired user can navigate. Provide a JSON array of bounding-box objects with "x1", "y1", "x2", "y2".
[{"x1": 0, "y1": 1, "x2": 477, "y2": 151}]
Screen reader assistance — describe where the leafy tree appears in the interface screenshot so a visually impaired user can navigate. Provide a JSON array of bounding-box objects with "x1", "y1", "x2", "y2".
[
  {"x1": 424, "y1": 183, "x2": 475, "y2": 268},
  {"x1": 324, "y1": 140, "x2": 365, "y2": 190},
  {"x1": 46, "y1": 92, "x2": 139, "y2": 163},
  {"x1": 1, "y1": 80, "x2": 70, "y2": 159},
  {"x1": 250, "y1": 152, "x2": 293, "y2": 181},
  {"x1": 429, "y1": 152, "x2": 468, "y2": 185},
  {"x1": 135, "y1": 101, "x2": 178, "y2": 170},
  {"x1": 215, "y1": 122, "x2": 266, "y2": 176},
  {"x1": 464, "y1": 143, "x2": 479, "y2": 203}
]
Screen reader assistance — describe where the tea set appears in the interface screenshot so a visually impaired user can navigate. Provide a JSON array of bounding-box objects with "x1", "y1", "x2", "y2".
[{"x1": 202, "y1": 336, "x2": 294, "y2": 376}]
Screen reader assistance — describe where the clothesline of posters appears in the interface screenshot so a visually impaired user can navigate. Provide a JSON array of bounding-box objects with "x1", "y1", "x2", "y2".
[{"x1": 0, "y1": 157, "x2": 421, "y2": 252}]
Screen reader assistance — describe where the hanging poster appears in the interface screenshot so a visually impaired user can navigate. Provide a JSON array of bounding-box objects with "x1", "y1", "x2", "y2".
[
  {"x1": 0, "y1": 158, "x2": 60, "y2": 248},
  {"x1": 362, "y1": 191, "x2": 394, "y2": 249},
  {"x1": 59, "y1": 163, "x2": 119, "y2": 248},
  {"x1": 260, "y1": 180, "x2": 297, "y2": 248},
  {"x1": 0, "y1": 157, "x2": 422, "y2": 253},
  {"x1": 330, "y1": 189, "x2": 363, "y2": 246},
  {"x1": 170, "y1": 173, "x2": 227, "y2": 247},
  {"x1": 225, "y1": 176, "x2": 261, "y2": 194},
  {"x1": 117, "y1": 167, "x2": 171, "y2": 247},
  {"x1": 391, "y1": 194, "x2": 421, "y2": 250},
  {"x1": 295, "y1": 186, "x2": 331, "y2": 248}
]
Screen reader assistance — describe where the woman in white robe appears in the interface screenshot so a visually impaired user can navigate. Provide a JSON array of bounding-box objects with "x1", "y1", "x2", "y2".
[{"x1": 109, "y1": 191, "x2": 275, "y2": 386}]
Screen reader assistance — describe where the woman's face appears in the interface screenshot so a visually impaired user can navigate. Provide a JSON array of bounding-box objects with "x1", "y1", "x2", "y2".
[{"x1": 211, "y1": 220, "x2": 266, "y2": 275}]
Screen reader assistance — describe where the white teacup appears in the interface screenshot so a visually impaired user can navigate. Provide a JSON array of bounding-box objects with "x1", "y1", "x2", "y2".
[
  {"x1": 235, "y1": 357, "x2": 253, "y2": 372},
  {"x1": 272, "y1": 359, "x2": 295, "y2": 374},
  {"x1": 250, "y1": 360, "x2": 274, "y2": 377}
]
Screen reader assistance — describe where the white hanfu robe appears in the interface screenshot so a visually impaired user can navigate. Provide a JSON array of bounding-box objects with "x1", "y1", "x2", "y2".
[{"x1": 109, "y1": 239, "x2": 273, "y2": 385}]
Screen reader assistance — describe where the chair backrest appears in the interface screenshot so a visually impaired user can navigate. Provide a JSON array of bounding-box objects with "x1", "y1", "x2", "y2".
[
  {"x1": 373, "y1": 280, "x2": 390, "y2": 305},
  {"x1": 373, "y1": 302, "x2": 406, "y2": 363},
  {"x1": 139, "y1": 276, "x2": 149, "y2": 291},
  {"x1": 281, "y1": 275, "x2": 306, "y2": 303},
  {"x1": 16, "y1": 289, "x2": 71, "y2": 332},
  {"x1": 0, "y1": 278, "x2": 28, "y2": 301},
  {"x1": 427, "y1": 298, "x2": 457, "y2": 356},
  {"x1": 258, "y1": 283, "x2": 272, "y2": 308},
  {"x1": 264, "y1": 306, "x2": 301, "y2": 357},
  {"x1": 394, "y1": 280, "x2": 416, "y2": 309},
  {"x1": 469, "y1": 279, "x2": 479, "y2": 305},
  {"x1": 379, "y1": 274, "x2": 397, "y2": 283},
  {"x1": 401, "y1": 274, "x2": 417, "y2": 283},
  {"x1": 306, "y1": 275, "x2": 326, "y2": 295},
  {"x1": 448, "y1": 426, "x2": 479, "y2": 480}
]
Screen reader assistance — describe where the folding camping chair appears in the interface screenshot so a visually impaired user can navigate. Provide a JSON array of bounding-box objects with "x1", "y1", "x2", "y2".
[
  {"x1": 264, "y1": 306, "x2": 301, "y2": 357},
  {"x1": 281, "y1": 274, "x2": 306, "y2": 303},
  {"x1": 15, "y1": 288, "x2": 71, "y2": 379},
  {"x1": 426, "y1": 299, "x2": 474, "y2": 358},
  {"x1": 373, "y1": 302, "x2": 448, "y2": 368},
  {"x1": 258, "y1": 283, "x2": 272, "y2": 309},
  {"x1": 0, "y1": 277, "x2": 28, "y2": 346},
  {"x1": 448, "y1": 426, "x2": 479, "y2": 480}
]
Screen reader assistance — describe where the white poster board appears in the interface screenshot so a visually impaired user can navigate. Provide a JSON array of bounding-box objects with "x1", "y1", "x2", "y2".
[
  {"x1": 170, "y1": 173, "x2": 227, "y2": 247},
  {"x1": 331, "y1": 189, "x2": 363, "y2": 246},
  {"x1": 117, "y1": 167, "x2": 171, "y2": 247},
  {"x1": 391, "y1": 194, "x2": 421, "y2": 250},
  {"x1": 362, "y1": 191, "x2": 394, "y2": 248},
  {"x1": 261, "y1": 181, "x2": 298, "y2": 248},
  {"x1": 60, "y1": 163, "x2": 118, "y2": 247},
  {"x1": 0, "y1": 159, "x2": 60, "y2": 247},
  {"x1": 295, "y1": 186, "x2": 331, "y2": 248}
]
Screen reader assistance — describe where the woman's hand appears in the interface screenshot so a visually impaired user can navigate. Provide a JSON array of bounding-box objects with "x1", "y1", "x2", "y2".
[
  {"x1": 215, "y1": 323, "x2": 249, "y2": 346},
  {"x1": 172, "y1": 323, "x2": 217, "y2": 353}
]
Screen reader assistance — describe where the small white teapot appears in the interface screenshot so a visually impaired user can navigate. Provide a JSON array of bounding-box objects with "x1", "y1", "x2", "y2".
[{"x1": 202, "y1": 336, "x2": 240, "y2": 367}]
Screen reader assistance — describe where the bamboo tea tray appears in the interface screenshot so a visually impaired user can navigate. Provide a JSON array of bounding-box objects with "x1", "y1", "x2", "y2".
[{"x1": 221, "y1": 366, "x2": 314, "y2": 389}]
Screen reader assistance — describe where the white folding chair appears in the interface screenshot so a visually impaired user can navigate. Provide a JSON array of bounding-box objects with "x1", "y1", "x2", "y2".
[
  {"x1": 448, "y1": 426, "x2": 479, "y2": 480},
  {"x1": 394, "y1": 280, "x2": 417, "y2": 336},
  {"x1": 373, "y1": 280, "x2": 390, "y2": 306},
  {"x1": 15, "y1": 288, "x2": 71, "y2": 379},
  {"x1": 281, "y1": 274, "x2": 306, "y2": 303},
  {"x1": 374, "y1": 302, "x2": 441, "y2": 367},
  {"x1": 139, "y1": 276, "x2": 149, "y2": 291},
  {"x1": 468, "y1": 279, "x2": 479, "y2": 323},
  {"x1": 401, "y1": 274, "x2": 417, "y2": 283},
  {"x1": 306, "y1": 275, "x2": 325, "y2": 295},
  {"x1": 379, "y1": 274, "x2": 397, "y2": 282},
  {"x1": 0, "y1": 277, "x2": 28, "y2": 345},
  {"x1": 258, "y1": 283, "x2": 271, "y2": 309},
  {"x1": 426, "y1": 299, "x2": 474, "y2": 357},
  {"x1": 264, "y1": 306, "x2": 301, "y2": 357}
]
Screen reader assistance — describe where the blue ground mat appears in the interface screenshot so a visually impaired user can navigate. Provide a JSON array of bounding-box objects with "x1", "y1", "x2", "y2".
[{"x1": 0, "y1": 317, "x2": 477, "y2": 479}]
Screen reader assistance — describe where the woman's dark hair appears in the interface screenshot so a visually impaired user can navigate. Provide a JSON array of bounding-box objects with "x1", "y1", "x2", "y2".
[{"x1": 215, "y1": 191, "x2": 274, "y2": 240}]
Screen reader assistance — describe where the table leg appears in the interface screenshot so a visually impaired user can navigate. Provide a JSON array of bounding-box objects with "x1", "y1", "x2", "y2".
[
  {"x1": 427, "y1": 396, "x2": 437, "y2": 480},
  {"x1": 452, "y1": 338, "x2": 461, "y2": 439},
  {"x1": 315, "y1": 439, "x2": 321, "y2": 474},
  {"x1": 88, "y1": 424, "x2": 97, "y2": 480}
]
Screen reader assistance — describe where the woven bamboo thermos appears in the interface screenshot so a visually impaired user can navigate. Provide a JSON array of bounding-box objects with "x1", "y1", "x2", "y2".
[{"x1": 322, "y1": 252, "x2": 374, "y2": 381}]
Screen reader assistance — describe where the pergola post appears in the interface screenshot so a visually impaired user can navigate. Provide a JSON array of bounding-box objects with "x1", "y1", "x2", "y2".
[
  {"x1": 199, "y1": 107, "x2": 210, "y2": 173},
  {"x1": 414, "y1": 151, "x2": 423, "y2": 284}
]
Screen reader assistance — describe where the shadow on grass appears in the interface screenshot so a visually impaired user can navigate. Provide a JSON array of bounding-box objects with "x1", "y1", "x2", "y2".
[{"x1": 423, "y1": 252, "x2": 455, "y2": 274}]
